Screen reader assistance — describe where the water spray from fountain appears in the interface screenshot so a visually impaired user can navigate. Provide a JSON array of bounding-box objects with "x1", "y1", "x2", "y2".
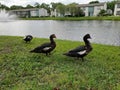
[{"x1": 0, "y1": 9, "x2": 18, "y2": 22}]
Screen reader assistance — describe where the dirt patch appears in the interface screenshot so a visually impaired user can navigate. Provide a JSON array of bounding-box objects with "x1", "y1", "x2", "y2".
[{"x1": 0, "y1": 47, "x2": 12, "y2": 54}]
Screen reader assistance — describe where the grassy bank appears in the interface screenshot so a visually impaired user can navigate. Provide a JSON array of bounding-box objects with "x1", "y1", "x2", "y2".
[
  {"x1": 0, "y1": 36, "x2": 120, "y2": 90},
  {"x1": 22, "y1": 16, "x2": 120, "y2": 21}
]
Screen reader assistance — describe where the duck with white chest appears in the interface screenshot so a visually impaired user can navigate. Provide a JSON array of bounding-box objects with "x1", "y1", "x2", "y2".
[
  {"x1": 63, "y1": 34, "x2": 93, "y2": 61},
  {"x1": 23, "y1": 35, "x2": 33, "y2": 43},
  {"x1": 30, "y1": 34, "x2": 56, "y2": 56}
]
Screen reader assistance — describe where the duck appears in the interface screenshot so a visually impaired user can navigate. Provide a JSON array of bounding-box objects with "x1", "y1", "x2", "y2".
[
  {"x1": 63, "y1": 34, "x2": 92, "y2": 61},
  {"x1": 23, "y1": 35, "x2": 33, "y2": 43},
  {"x1": 30, "y1": 34, "x2": 56, "y2": 56}
]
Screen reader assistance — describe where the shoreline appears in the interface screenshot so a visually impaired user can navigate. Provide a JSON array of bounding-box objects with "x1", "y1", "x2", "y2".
[
  {"x1": 0, "y1": 35, "x2": 119, "y2": 46},
  {"x1": 21, "y1": 16, "x2": 120, "y2": 21}
]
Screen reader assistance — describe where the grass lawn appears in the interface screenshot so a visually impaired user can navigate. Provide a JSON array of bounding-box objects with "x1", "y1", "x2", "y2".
[
  {"x1": 22, "y1": 16, "x2": 120, "y2": 21},
  {"x1": 0, "y1": 36, "x2": 120, "y2": 90}
]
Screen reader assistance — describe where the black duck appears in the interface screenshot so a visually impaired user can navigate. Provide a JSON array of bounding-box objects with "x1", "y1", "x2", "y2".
[
  {"x1": 23, "y1": 35, "x2": 33, "y2": 43},
  {"x1": 63, "y1": 34, "x2": 92, "y2": 61},
  {"x1": 30, "y1": 34, "x2": 56, "y2": 56}
]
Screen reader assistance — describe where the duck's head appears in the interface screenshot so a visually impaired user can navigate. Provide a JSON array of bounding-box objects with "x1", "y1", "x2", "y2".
[
  {"x1": 83, "y1": 34, "x2": 91, "y2": 40},
  {"x1": 50, "y1": 34, "x2": 56, "y2": 39}
]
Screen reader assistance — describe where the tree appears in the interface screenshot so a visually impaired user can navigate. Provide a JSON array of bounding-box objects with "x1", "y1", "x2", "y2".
[
  {"x1": 40, "y1": 3, "x2": 50, "y2": 14},
  {"x1": 76, "y1": 8, "x2": 85, "y2": 17},
  {"x1": 50, "y1": 2, "x2": 65, "y2": 16},
  {"x1": 0, "y1": 4, "x2": 9, "y2": 10},
  {"x1": 98, "y1": 9, "x2": 106, "y2": 16},
  {"x1": 40, "y1": 3, "x2": 49, "y2": 9},
  {"x1": 51, "y1": 2, "x2": 59, "y2": 10},
  {"x1": 25, "y1": 4, "x2": 33, "y2": 9},
  {"x1": 56, "y1": 3, "x2": 65, "y2": 16},
  {"x1": 50, "y1": 2, "x2": 64, "y2": 11},
  {"x1": 66, "y1": 3, "x2": 79, "y2": 17},
  {"x1": 34, "y1": 2, "x2": 40, "y2": 8},
  {"x1": 10, "y1": 5, "x2": 24, "y2": 10},
  {"x1": 89, "y1": 1, "x2": 99, "y2": 4},
  {"x1": 107, "y1": 1, "x2": 116, "y2": 13}
]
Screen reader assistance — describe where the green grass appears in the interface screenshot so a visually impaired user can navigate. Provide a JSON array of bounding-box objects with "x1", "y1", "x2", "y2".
[
  {"x1": 0, "y1": 36, "x2": 120, "y2": 90},
  {"x1": 22, "y1": 16, "x2": 120, "y2": 21}
]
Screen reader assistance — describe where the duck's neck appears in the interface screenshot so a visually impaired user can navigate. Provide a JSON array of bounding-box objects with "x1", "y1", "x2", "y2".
[
  {"x1": 84, "y1": 39, "x2": 92, "y2": 52},
  {"x1": 84, "y1": 39, "x2": 91, "y2": 47},
  {"x1": 50, "y1": 37, "x2": 55, "y2": 44}
]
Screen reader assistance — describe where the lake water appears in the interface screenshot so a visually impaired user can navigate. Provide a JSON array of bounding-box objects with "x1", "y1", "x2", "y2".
[{"x1": 0, "y1": 20, "x2": 120, "y2": 46}]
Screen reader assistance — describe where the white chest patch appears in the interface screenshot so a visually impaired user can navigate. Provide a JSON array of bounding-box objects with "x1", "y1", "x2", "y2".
[
  {"x1": 23, "y1": 36, "x2": 26, "y2": 39},
  {"x1": 43, "y1": 47, "x2": 51, "y2": 51},
  {"x1": 77, "y1": 50, "x2": 86, "y2": 55}
]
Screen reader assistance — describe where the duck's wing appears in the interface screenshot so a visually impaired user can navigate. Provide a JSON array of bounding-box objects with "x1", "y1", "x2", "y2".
[
  {"x1": 23, "y1": 35, "x2": 32, "y2": 40},
  {"x1": 69, "y1": 46, "x2": 87, "y2": 55},
  {"x1": 41, "y1": 43, "x2": 52, "y2": 51},
  {"x1": 64, "y1": 45, "x2": 87, "y2": 57},
  {"x1": 69, "y1": 45, "x2": 86, "y2": 52},
  {"x1": 30, "y1": 42, "x2": 51, "y2": 52},
  {"x1": 28, "y1": 35, "x2": 33, "y2": 39}
]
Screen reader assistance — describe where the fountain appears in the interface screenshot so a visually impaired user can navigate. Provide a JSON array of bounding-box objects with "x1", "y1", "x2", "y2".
[{"x1": 0, "y1": 9, "x2": 18, "y2": 22}]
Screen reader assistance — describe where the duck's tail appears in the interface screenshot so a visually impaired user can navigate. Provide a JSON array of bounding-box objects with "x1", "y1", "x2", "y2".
[
  {"x1": 30, "y1": 50, "x2": 34, "y2": 53},
  {"x1": 63, "y1": 52, "x2": 69, "y2": 56}
]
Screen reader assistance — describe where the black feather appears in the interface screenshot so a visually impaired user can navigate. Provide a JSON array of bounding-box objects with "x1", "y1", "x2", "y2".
[
  {"x1": 30, "y1": 34, "x2": 56, "y2": 56},
  {"x1": 23, "y1": 35, "x2": 33, "y2": 43},
  {"x1": 63, "y1": 34, "x2": 92, "y2": 61}
]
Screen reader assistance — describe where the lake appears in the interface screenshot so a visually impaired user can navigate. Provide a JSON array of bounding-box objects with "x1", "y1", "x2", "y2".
[{"x1": 0, "y1": 20, "x2": 120, "y2": 46}]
